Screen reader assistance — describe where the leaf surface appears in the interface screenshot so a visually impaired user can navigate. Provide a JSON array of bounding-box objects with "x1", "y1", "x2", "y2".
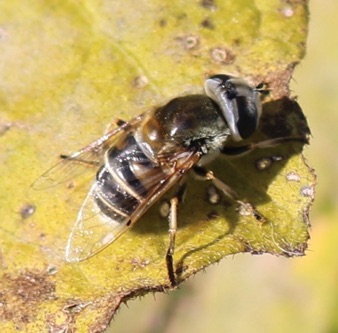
[{"x1": 0, "y1": 1, "x2": 314, "y2": 331}]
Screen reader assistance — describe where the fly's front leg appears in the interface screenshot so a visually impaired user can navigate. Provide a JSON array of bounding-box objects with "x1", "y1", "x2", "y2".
[
  {"x1": 166, "y1": 183, "x2": 186, "y2": 287},
  {"x1": 193, "y1": 166, "x2": 266, "y2": 222},
  {"x1": 221, "y1": 136, "x2": 308, "y2": 156}
]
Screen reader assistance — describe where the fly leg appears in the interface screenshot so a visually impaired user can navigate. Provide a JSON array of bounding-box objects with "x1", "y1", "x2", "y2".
[
  {"x1": 105, "y1": 117, "x2": 130, "y2": 133},
  {"x1": 221, "y1": 136, "x2": 308, "y2": 156},
  {"x1": 212, "y1": 136, "x2": 308, "y2": 219},
  {"x1": 58, "y1": 154, "x2": 100, "y2": 167},
  {"x1": 166, "y1": 183, "x2": 186, "y2": 287},
  {"x1": 192, "y1": 166, "x2": 266, "y2": 222},
  {"x1": 114, "y1": 118, "x2": 127, "y2": 127}
]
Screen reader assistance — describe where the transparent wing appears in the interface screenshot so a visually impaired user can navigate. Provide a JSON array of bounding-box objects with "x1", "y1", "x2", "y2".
[
  {"x1": 65, "y1": 151, "x2": 201, "y2": 262},
  {"x1": 65, "y1": 181, "x2": 132, "y2": 262},
  {"x1": 32, "y1": 114, "x2": 144, "y2": 190}
]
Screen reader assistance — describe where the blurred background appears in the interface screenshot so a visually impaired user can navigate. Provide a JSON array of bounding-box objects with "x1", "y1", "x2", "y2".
[{"x1": 111, "y1": 0, "x2": 338, "y2": 332}]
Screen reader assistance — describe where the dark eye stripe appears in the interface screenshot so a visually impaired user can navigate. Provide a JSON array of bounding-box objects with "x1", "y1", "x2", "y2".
[{"x1": 236, "y1": 96, "x2": 258, "y2": 139}]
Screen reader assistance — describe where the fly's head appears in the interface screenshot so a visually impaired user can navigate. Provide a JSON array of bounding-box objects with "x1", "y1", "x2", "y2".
[{"x1": 204, "y1": 74, "x2": 262, "y2": 142}]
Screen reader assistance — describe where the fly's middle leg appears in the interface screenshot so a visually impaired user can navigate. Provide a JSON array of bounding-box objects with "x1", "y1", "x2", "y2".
[
  {"x1": 193, "y1": 166, "x2": 266, "y2": 222},
  {"x1": 166, "y1": 183, "x2": 186, "y2": 287}
]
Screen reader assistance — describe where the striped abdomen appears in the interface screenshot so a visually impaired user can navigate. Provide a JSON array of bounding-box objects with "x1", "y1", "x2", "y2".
[{"x1": 94, "y1": 133, "x2": 171, "y2": 220}]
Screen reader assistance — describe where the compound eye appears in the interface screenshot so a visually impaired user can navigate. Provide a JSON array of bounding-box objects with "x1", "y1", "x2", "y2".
[
  {"x1": 204, "y1": 75, "x2": 262, "y2": 141},
  {"x1": 235, "y1": 94, "x2": 261, "y2": 139}
]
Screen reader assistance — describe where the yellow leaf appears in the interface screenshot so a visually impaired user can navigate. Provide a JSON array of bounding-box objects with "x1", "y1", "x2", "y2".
[{"x1": 0, "y1": 0, "x2": 314, "y2": 331}]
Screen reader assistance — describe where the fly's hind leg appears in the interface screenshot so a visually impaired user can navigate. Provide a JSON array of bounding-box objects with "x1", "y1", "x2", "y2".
[
  {"x1": 166, "y1": 183, "x2": 186, "y2": 287},
  {"x1": 105, "y1": 117, "x2": 129, "y2": 133},
  {"x1": 107, "y1": 117, "x2": 127, "y2": 130},
  {"x1": 193, "y1": 166, "x2": 266, "y2": 222},
  {"x1": 58, "y1": 154, "x2": 100, "y2": 167},
  {"x1": 58, "y1": 122, "x2": 131, "y2": 164}
]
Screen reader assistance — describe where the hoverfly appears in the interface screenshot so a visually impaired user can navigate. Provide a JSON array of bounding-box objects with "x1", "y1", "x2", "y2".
[{"x1": 34, "y1": 74, "x2": 306, "y2": 286}]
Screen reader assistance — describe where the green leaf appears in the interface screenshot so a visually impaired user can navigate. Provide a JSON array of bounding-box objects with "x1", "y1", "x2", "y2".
[{"x1": 0, "y1": 0, "x2": 314, "y2": 331}]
